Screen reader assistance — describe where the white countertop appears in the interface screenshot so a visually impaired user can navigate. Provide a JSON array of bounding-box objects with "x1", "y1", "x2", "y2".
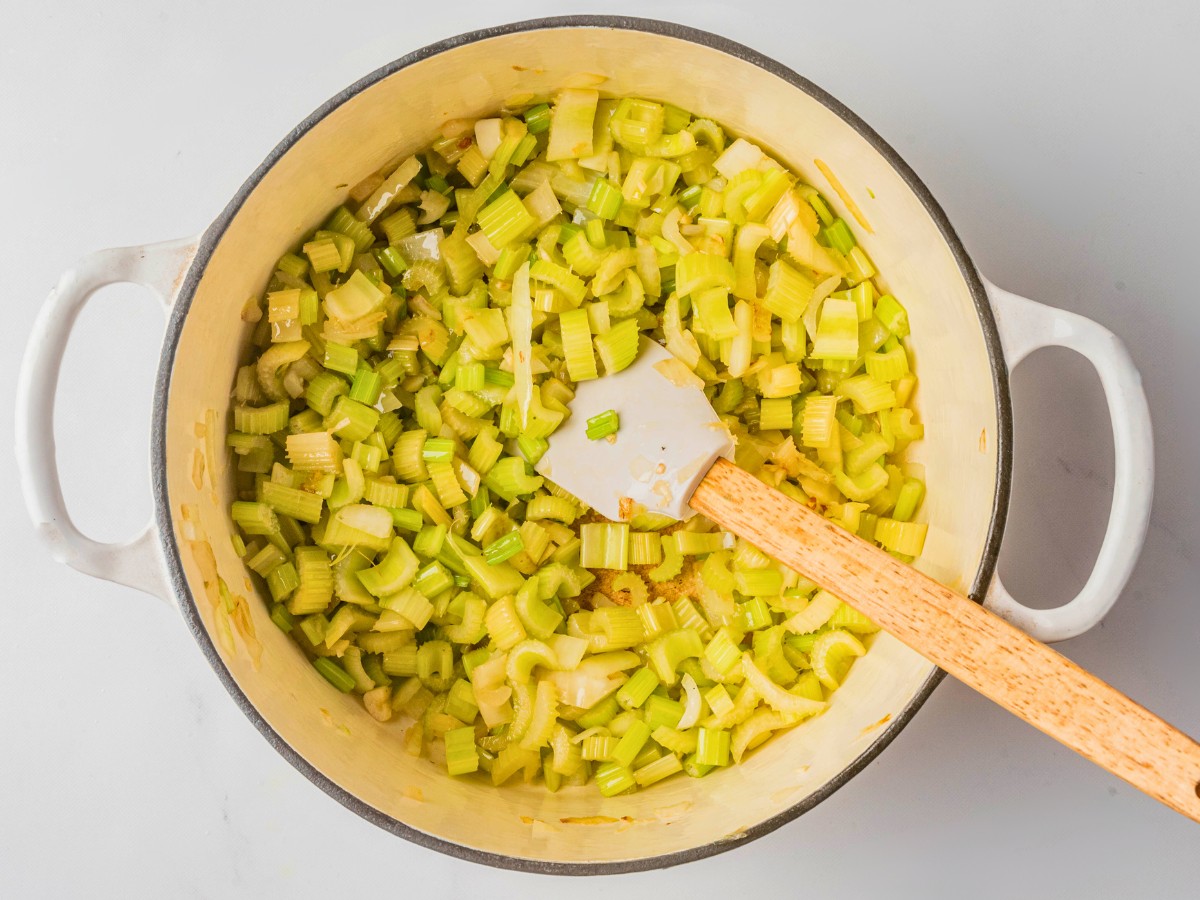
[{"x1": 3, "y1": 2, "x2": 1199, "y2": 897}]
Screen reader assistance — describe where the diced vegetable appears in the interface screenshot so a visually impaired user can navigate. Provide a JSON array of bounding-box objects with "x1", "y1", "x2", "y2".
[{"x1": 227, "y1": 89, "x2": 927, "y2": 799}]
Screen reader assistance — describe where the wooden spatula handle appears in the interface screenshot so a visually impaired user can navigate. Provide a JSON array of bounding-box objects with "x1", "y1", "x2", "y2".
[{"x1": 691, "y1": 458, "x2": 1200, "y2": 822}]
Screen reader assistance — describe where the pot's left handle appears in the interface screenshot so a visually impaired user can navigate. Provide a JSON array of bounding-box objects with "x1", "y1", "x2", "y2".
[{"x1": 16, "y1": 237, "x2": 201, "y2": 605}]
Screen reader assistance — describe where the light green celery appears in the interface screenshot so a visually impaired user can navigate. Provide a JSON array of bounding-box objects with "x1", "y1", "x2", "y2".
[
  {"x1": 763, "y1": 259, "x2": 815, "y2": 323},
  {"x1": 628, "y1": 532, "x2": 664, "y2": 566},
  {"x1": 444, "y1": 726, "x2": 479, "y2": 775},
  {"x1": 558, "y1": 308, "x2": 598, "y2": 382},
  {"x1": 616, "y1": 668, "x2": 660, "y2": 710},
  {"x1": 233, "y1": 402, "x2": 290, "y2": 435},
  {"x1": 835, "y1": 464, "x2": 889, "y2": 503},
  {"x1": 648, "y1": 534, "x2": 683, "y2": 583},
  {"x1": 585, "y1": 409, "x2": 620, "y2": 440},
  {"x1": 845, "y1": 432, "x2": 889, "y2": 477},
  {"x1": 587, "y1": 178, "x2": 624, "y2": 220},
  {"x1": 592, "y1": 607, "x2": 645, "y2": 648},
  {"x1": 412, "y1": 561, "x2": 454, "y2": 598},
  {"x1": 646, "y1": 629, "x2": 704, "y2": 685},
  {"x1": 476, "y1": 189, "x2": 534, "y2": 249},
  {"x1": 822, "y1": 218, "x2": 856, "y2": 255},
  {"x1": 874, "y1": 294, "x2": 910, "y2": 338},
  {"x1": 484, "y1": 457, "x2": 544, "y2": 501},
  {"x1": 529, "y1": 259, "x2": 586, "y2": 306},
  {"x1": 266, "y1": 563, "x2": 299, "y2": 601},
  {"x1": 359, "y1": 538, "x2": 419, "y2": 597},
  {"x1": 693, "y1": 288, "x2": 739, "y2": 341},
  {"x1": 582, "y1": 735, "x2": 618, "y2": 762},
  {"x1": 758, "y1": 397, "x2": 794, "y2": 432},
  {"x1": 875, "y1": 514, "x2": 928, "y2": 556},
  {"x1": 580, "y1": 522, "x2": 629, "y2": 570},
  {"x1": 611, "y1": 720, "x2": 652, "y2": 768},
  {"x1": 313, "y1": 658, "x2": 355, "y2": 693},
  {"x1": 260, "y1": 481, "x2": 323, "y2": 525},
  {"x1": 483, "y1": 530, "x2": 524, "y2": 565},
  {"x1": 704, "y1": 626, "x2": 743, "y2": 675},
  {"x1": 737, "y1": 597, "x2": 773, "y2": 631},
  {"x1": 325, "y1": 270, "x2": 384, "y2": 321},
  {"x1": 326, "y1": 396, "x2": 379, "y2": 442},
  {"x1": 515, "y1": 584, "x2": 563, "y2": 639},
  {"x1": 416, "y1": 640, "x2": 454, "y2": 691},
  {"x1": 546, "y1": 88, "x2": 598, "y2": 161},
  {"x1": 695, "y1": 727, "x2": 731, "y2": 767},
  {"x1": 575, "y1": 695, "x2": 621, "y2": 730},
  {"x1": 290, "y1": 547, "x2": 333, "y2": 614},
  {"x1": 525, "y1": 495, "x2": 578, "y2": 525},
  {"x1": 634, "y1": 752, "x2": 683, "y2": 787},
  {"x1": 840, "y1": 373, "x2": 896, "y2": 414},
  {"x1": 800, "y1": 395, "x2": 838, "y2": 449},
  {"x1": 644, "y1": 695, "x2": 685, "y2": 731},
  {"x1": 594, "y1": 318, "x2": 640, "y2": 374},
  {"x1": 593, "y1": 761, "x2": 636, "y2": 797},
  {"x1": 674, "y1": 531, "x2": 729, "y2": 556},
  {"x1": 304, "y1": 238, "x2": 342, "y2": 273},
  {"x1": 812, "y1": 298, "x2": 859, "y2": 360},
  {"x1": 863, "y1": 345, "x2": 908, "y2": 384},
  {"x1": 675, "y1": 252, "x2": 736, "y2": 297},
  {"x1": 286, "y1": 432, "x2": 342, "y2": 473},
  {"x1": 735, "y1": 567, "x2": 785, "y2": 597},
  {"x1": 845, "y1": 246, "x2": 876, "y2": 284}
]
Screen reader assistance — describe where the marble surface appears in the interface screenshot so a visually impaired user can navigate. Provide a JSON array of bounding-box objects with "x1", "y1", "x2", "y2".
[{"x1": 3, "y1": 2, "x2": 1199, "y2": 897}]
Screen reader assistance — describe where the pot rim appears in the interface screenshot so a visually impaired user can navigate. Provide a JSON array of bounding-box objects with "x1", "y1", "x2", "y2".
[{"x1": 152, "y1": 14, "x2": 1013, "y2": 876}]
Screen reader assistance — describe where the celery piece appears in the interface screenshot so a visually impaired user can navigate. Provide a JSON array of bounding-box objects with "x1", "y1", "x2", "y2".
[
  {"x1": 444, "y1": 726, "x2": 480, "y2": 775},
  {"x1": 477, "y1": 189, "x2": 534, "y2": 249},
  {"x1": 585, "y1": 409, "x2": 620, "y2": 441},
  {"x1": 580, "y1": 522, "x2": 629, "y2": 570},
  {"x1": 483, "y1": 530, "x2": 524, "y2": 565},
  {"x1": 558, "y1": 308, "x2": 598, "y2": 381},
  {"x1": 892, "y1": 477, "x2": 926, "y2": 523},
  {"x1": 586, "y1": 178, "x2": 624, "y2": 221},
  {"x1": 875, "y1": 294, "x2": 911, "y2": 338},
  {"x1": 616, "y1": 667, "x2": 660, "y2": 710},
  {"x1": 546, "y1": 88, "x2": 599, "y2": 161},
  {"x1": 313, "y1": 658, "x2": 355, "y2": 693},
  {"x1": 594, "y1": 318, "x2": 640, "y2": 374},
  {"x1": 523, "y1": 103, "x2": 552, "y2": 134}
]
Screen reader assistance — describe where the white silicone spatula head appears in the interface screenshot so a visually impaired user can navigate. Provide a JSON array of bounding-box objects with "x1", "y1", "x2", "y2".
[{"x1": 536, "y1": 337, "x2": 734, "y2": 521}]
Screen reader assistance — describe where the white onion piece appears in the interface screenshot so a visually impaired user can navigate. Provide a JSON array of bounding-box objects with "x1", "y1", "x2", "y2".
[
  {"x1": 333, "y1": 504, "x2": 393, "y2": 538},
  {"x1": 678, "y1": 673, "x2": 702, "y2": 729},
  {"x1": 803, "y1": 274, "x2": 843, "y2": 344},
  {"x1": 474, "y1": 118, "x2": 503, "y2": 158}
]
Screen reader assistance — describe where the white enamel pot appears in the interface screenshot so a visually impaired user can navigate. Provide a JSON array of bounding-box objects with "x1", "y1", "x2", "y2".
[{"x1": 16, "y1": 17, "x2": 1154, "y2": 874}]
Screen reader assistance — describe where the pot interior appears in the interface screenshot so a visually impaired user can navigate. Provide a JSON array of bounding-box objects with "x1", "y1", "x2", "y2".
[{"x1": 161, "y1": 21, "x2": 1002, "y2": 869}]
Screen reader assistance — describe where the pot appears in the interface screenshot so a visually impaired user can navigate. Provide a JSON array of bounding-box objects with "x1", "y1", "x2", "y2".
[{"x1": 16, "y1": 16, "x2": 1153, "y2": 874}]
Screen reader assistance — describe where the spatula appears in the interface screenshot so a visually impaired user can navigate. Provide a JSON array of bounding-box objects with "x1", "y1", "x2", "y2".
[{"x1": 537, "y1": 338, "x2": 1200, "y2": 822}]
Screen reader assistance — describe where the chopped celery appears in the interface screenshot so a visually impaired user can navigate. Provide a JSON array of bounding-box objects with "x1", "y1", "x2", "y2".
[
  {"x1": 228, "y1": 88, "x2": 927, "y2": 799},
  {"x1": 585, "y1": 409, "x2": 620, "y2": 441}
]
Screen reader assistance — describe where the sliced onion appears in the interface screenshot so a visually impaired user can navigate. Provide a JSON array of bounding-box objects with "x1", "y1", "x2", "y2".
[
  {"x1": 333, "y1": 504, "x2": 393, "y2": 539},
  {"x1": 677, "y1": 673, "x2": 702, "y2": 729},
  {"x1": 474, "y1": 118, "x2": 503, "y2": 158}
]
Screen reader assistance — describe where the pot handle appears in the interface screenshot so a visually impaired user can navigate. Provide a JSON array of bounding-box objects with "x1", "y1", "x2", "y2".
[
  {"x1": 15, "y1": 237, "x2": 200, "y2": 605},
  {"x1": 983, "y1": 280, "x2": 1154, "y2": 642}
]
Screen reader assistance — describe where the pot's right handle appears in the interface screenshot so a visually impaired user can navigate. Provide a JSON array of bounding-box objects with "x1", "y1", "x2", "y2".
[
  {"x1": 984, "y1": 280, "x2": 1154, "y2": 643},
  {"x1": 16, "y1": 238, "x2": 200, "y2": 605}
]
